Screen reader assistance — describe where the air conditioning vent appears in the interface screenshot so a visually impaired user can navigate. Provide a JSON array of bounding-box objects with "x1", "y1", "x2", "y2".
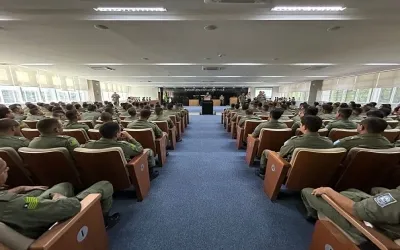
[
  {"x1": 202, "y1": 66, "x2": 224, "y2": 71},
  {"x1": 303, "y1": 66, "x2": 329, "y2": 71},
  {"x1": 89, "y1": 66, "x2": 115, "y2": 71},
  {"x1": 205, "y1": 0, "x2": 267, "y2": 3}
]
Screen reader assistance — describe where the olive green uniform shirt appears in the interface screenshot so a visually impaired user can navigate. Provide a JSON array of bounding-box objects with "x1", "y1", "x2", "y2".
[
  {"x1": 230, "y1": 110, "x2": 246, "y2": 122},
  {"x1": 64, "y1": 122, "x2": 90, "y2": 131},
  {"x1": 326, "y1": 119, "x2": 357, "y2": 131},
  {"x1": 292, "y1": 115, "x2": 301, "y2": 123},
  {"x1": 148, "y1": 115, "x2": 175, "y2": 129},
  {"x1": 28, "y1": 135, "x2": 80, "y2": 155},
  {"x1": 164, "y1": 110, "x2": 181, "y2": 121},
  {"x1": 13, "y1": 114, "x2": 26, "y2": 122},
  {"x1": 238, "y1": 115, "x2": 261, "y2": 127},
  {"x1": 0, "y1": 135, "x2": 30, "y2": 150},
  {"x1": 124, "y1": 116, "x2": 137, "y2": 122},
  {"x1": 127, "y1": 119, "x2": 163, "y2": 138},
  {"x1": 25, "y1": 114, "x2": 45, "y2": 121},
  {"x1": 81, "y1": 111, "x2": 101, "y2": 121},
  {"x1": 319, "y1": 113, "x2": 336, "y2": 120},
  {"x1": 349, "y1": 114, "x2": 363, "y2": 121},
  {"x1": 333, "y1": 133, "x2": 394, "y2": 151},
  {"x1": 252, "y1": 120, "x2": 288, "y2": 137},
  {"x1": 84, "y1": 137, "x2": 143, "y2": 161}
]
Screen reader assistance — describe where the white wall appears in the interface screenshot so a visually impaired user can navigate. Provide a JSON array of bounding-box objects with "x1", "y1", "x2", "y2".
[
  {"x1": 128, "y1": 87, "x2": 159, "y2": 100},
  {"x1": 271, "y1": 87, "x2": 280, "y2": 98}
]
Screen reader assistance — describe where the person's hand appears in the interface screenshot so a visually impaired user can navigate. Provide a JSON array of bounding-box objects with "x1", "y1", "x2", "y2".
[
  {"x1": 311, "y1": 187, "x2": 332, "y2": 196},
  {"x1": 120, "y1": 131, "x2": 133, "y2": 140},
  {"x1": 22, "y1": 186, "x2": 48, "y2": 192},
  {"x1": 52, "y1": 193, "x2": 67, "y2": 200}
]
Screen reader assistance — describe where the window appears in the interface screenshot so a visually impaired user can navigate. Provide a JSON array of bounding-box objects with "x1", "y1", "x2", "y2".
[
  {"x1": 21, "y1": 87, "x2": 41, "y2": 102},
  {"x1": 356, "y1": 89, "x2": 372, "y2": 103},
  {"x1": 56, "y1": 90, "x2": 70, "y2": 102},
  {"x1": 0, "y1": 86, "x2": 22, "y2": 104},
  {"x1": 392, "y1": 88, "x2": 400, "y2": 104},
  {"x1": 378, "y1": 88, "x2": 393, "y2": 103},
  {"x1": 102, "y1": 91, "x2": 111, "y2": 101},
  {"x1": 40, "y1": 88, "x2": 57, "y2": 102},
  {"x1": 330, "y1": 90, "x2": 344, "y2": 102},
  {"x1": 321, "y1": 91, "x2": 331, "y2": 102},
  {"x1": 68, "y1": 91, "x2": 80, "y2": 102},
  {"x1": 79, "y1": 90, "x2": 88, "y2": 102},
  {"x1": 345, "y1": 90, "x2": 356, "y2": 102}
]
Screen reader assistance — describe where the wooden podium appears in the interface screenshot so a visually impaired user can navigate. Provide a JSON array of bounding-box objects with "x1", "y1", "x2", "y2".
[
  {"x1": 189, "y1": 99, "x2": 199, "y2": 106},
  {"x1": 229, "y1": 97, "x2": 238, "y2": 105}
]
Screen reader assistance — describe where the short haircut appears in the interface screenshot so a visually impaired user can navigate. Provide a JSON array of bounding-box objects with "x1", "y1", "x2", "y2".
[
  {"x1": 100, "y1": 112, "x2": 113, "y2": 122},
  {"x1": 322, "y1": 104, "x2": 333, "y2": 113},
  {"x1": 242, "y1": 104, "x2": 249, "y2": 110},
  {"x1": 74, "y1": 104, "x2": 81, "y2": 110},
  {"x1": 128, "y1": 107, "x2": 137, "y2": 116},
  {"x1": 353, "y1": 107, "x2": 362, "y2": 116},
  {"x1": 104, "y1": 107, "x2": 114, "y2": 114},
  {"x1": 314, "y1": 102, "x2": 319, "y2": 106},
  {"x1": 52, "y1": 106, "x2": 63, "y2": 112},
  {"x1": 366, "y1": 110, "x2": 384, "y2": 118},
  {"x1": 379, "y1": 108, "x2": 391, "y2": 117},
  {"x1": 37, "y1": 118, "x2": 61, "y2": 134},
  {"x1": 327, "y1": 102, "x2": 333, "y2": 106},
  {"x1": 140, "y1": 109, "x2": 152, "y2": 119},
  {"x1": 270, "y1": 109, "x2": 283, "y2": 120},
  {"x1": 29, "y1": 108, "x2": 39, "y2": 115},
  {"x1": 82, "y1": 102, "x2": 88, "y2": 108},
  {"x1": 0, "y1": 118, "x2": 19, "y2": 132},
  {"x1": 230, "y1": 104, "x2": 235, "y2": 108},
  {"x1": 52, "y1": 111, "x2": 65, "y2": 119},
  {"x1": 87, "y1": 104, "x2": 96, "y2": 111},
  {"x1": 66, "y1": 110, "x2": 78, "y2": 121},
  {"x1": 9, "y1": 104, "x2": 20, "y2": 112},
  {"x1": 143, "y1": 105, "x2": 151, "y2": 110},
  {"x1": 304, "y1": 106, "x2": 318, "y2": 116},
  {"x1": 262, "y1": 104, "x2": 269, "y2": 112},
  {"x1": 257, "y1": 102, "x2": 263, "y2": 108},
  {"x1": 99, "y1": 122, "x2": 120, "y2": 139},
  {"x1": 339, "y1": 103, "x2": 349, "y2": 108},
  {"x1": 245, "y1": 109, "x2": 253, "y2": 115},
  {"x1": 167, "y1": 103, "x2": 173, "y2": 110},
  {"x1": 301, "y1": 115, "x2": 322, "y2": 133},
  {"x1": 0, "y1": 106, "x2": 11, "y2": 119},
  {"x1": 125, "y1": 104, "x2": 133, "y2": 109},
  {"x1": 155, "y1": 107, "x2": 163, "y2": 115},
  {"x1": 234, "y1": 104, "x2": 240, "y2": 109},
  {"x1": 65, "y1": 104, "x2": 75, "y2": 111},
  {"x1": 280, "y1": 103, "x2": 288, "y2": 110},
  {"x1": 370, "y1": 102, "x2": 377, "y2": 107},
  {"x1": 338, "y1": 108, "x2": 353, "y2": 119},
  {"x1": 360, "y1": 117, "x2": 387, "y2": 133}
]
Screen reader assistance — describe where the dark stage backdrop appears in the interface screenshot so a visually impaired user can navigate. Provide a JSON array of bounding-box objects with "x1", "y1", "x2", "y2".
[{"x1": 161, "y1": 87, "x2": 249, "y2": 106}]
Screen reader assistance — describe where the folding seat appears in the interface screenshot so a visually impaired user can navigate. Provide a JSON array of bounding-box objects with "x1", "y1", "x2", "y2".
[
  {"x1": 119, "y1": 116, "x2": 130, "y2": 120},
  {"x1": 225, "y1": 112, "x2": 236, "y2": 132},
  {"x1": 382, "y1": 129, "x2": 400, "y2": 142},
  {"x1": 87, "y1": 129, "x2": 102, "y2": 140},
  {"x1": 334, "y1": 147, "x2": 400, "y2": 192},
  {"x1": 125, "y1": 128, "x2": 168, "y2": 167},
  {"x1": 78, "y1": 120, "x2": 94, "y2": 129},
  {"x1": 231, "y1": 115, "x2": 242, "y2": 139},
  {"x1": 309, "y1": 194, "x2": 400, "y2": 250},
  {"x1": 328, "y1": 129, "x2": 358, "y2": 142},
  {"x1": 281, "y1": 115, "x2": 294, "y2": 120},
  {"x1": 259, "y1": 115, "x2": 269, "y2": 120},
  {"x1": 74, "y1": 148, "x2": 151, "y2": 201},
  {"x1": 295, "y1": 128, "x2": 329, "y2": 137},
  {"x1": 236, "y1": 120, "x2": 264, "y2": 149},
  {"x1": 95, "y1": 120, "x2": 103, "y2": 125},
  {"x1": 62, "y1": 129, "x2": 90, "y2": 144},
  {"x1": 121, "y1": 120, "x2": 131, "y2": 128},
  {"x1": 387, "y1": 120, "x2": 399, "y2": 129},
  {"x1": 281, "y1": 120, "x2": 294, "y2": 128},
  {"x1": 169, "y1": 115, "x2": 182, "y2": 139},
  {"x1": 186, "y1": 110, "x2": 189, "y2": 124},
  {"x1": 245, "y1": 128, "x2": 292, "y2": 166},
  {"x1": 21, "y1": 128, "x2": 40, "y2": 140},
  {"x1": 22, "y1": 120, "x2": 38, "y2": 129},
  {"x1": 0, "y1": 194, "x2": 109, "y2": 250},
  {"x1": 18, "y1": 147, "x2": 82, "y2": 188},
  {"x1": 387, "y1": 115, "x2": 398, "y2": 120},
  {"x1": 0, "y1": 147, "x2": 33, "y2": 187},
  {"x1": 263, "y1": 148, "x2": 347, "y2": 200},
  {"x1": 152, "y1": 121, "x2": 176, "y2": 150}
]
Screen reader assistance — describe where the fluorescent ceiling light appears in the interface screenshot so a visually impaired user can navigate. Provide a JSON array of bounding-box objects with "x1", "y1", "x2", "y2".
[
  {"x1": 259, "y1": 76, "x2": 285, "y2": 78},
  {"x1": 85, "y1": 63, "x2": 125, "y2": 66},
  {"x1": 271, "y1": 6, "x2": 346, "y2": 12},
  {"x1": 223, "y1": 63, "x2": 266, "y2": 66},
  {"x1": 305, "y1": 76, "x2": 329, "y2": 78},
  {"x1": 364, "y1": 63, "x2": 400, "y2": 66},
  {"x1": 94, "y1": 7, "x2": 167, "y2": 12},
  {"x1": 20, "y1": 63, "x2": 54, "y2": 66},
  {"x1": 292, "y1": 63, "x2": 335, "y2": 66},
  {"x1": 278, "y1": 82, "x2": 295, "y2": 84}
]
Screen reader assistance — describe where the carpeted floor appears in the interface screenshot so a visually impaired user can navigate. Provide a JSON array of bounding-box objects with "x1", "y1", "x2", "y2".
[{"x1": 108, "y1": 114, "x2": 314, "y2": 249}]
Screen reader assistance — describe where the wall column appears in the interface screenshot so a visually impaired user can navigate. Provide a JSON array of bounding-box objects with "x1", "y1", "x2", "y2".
[
  {"x1": 87, "y1": 80, "x2": 102, "y2": 102},
  {"x1": 308, "y1": 80, "x2": 323, "y2": 104}
]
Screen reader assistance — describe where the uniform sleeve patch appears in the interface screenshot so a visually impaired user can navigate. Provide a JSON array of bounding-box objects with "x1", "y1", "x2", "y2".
[
  {"x1": 333, "y1": 140, "x2": 341, "y2": 145},
  {"x1": 374, "y1": 193, "x2": 397, "y2": 208},
  {"x1": 24, "y1": 197, "x2": 39, "y2": 209}
]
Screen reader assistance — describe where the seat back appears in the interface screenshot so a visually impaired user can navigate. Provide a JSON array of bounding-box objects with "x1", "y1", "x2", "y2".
[
  {"x1": 73, "y1": 148, "x2": 131, "y2": 190},
  {"x1": 295, "y1": 128, "x2": 329, "y2": 137},
  {"x1": 22, "y1": 120, "x2": 38, "y2": 129},
  {"x1": 382, "y1": 129, "x2": 400, "y2": 142},
  {"x1": 286, "y1": 148, "x2": 347, "y2": 190},
  {"x1": 152, "y1": 121, "x2": 169, "y2": 133},
  {"x1": 259, "y1": 115, "x2": 269, "y2": 120},
  {"x1": 18, "y1": 147, "x2": 82, "y2": 188},
  {"x1": 169, "y1": 115, "x2": 177, "y2": 124},
  {"x1": 387, "y1": 120, "x2": 399, "y2": 129},
  {"x1": 121, "y1": 120, "x2": 131, "y2": 128},
  {"x1": 20, "y1": 128, "x2": 40, "y2": 140},
  {"x1": 243, "y1": 120, "x2": 264, "y2": 137},
  {"x1": 0, "y1": 147, "x2": 33, "y2": 187},
  {"x1": 328, "y1": 129, "x2": 358, "y2": 142},
  {"x1": 335, "y1": 147, "x2": 400, "y2": 192},
  {"x1": 119, "y1": 116, "x2": 130, "y2": 120},
  {"x1": 124, "y1": 128, "x2": 156, "y2": 152},
  {"x1": 0, "y1": 222, "x2": 34, "y2": 250},
  {"x1": 78, "y1": 120, "x2": 94, "y2": 129},
  {"x1": 257, "y1": 128, "x2": 292, "y2": 156},
  {"x1": 322, "y1": 120, "x2": 334, "y2": 126},
  {"x1": 235, "y1": 115, "x2": 243, "y2": 123},
  {"x1": 62, "y1": 129, "x2": 90, "y2": 144},
  {"x1": 281, "y1": 120, "x2": 294, "y2": 128},
  {"x1": 87, "y1": 129, "x2": 102, "y2": 140}
]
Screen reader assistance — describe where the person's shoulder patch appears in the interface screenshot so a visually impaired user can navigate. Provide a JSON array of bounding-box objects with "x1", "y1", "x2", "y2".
[
  {"x1": 24, "y1": 197, "x2": 39, "y2": 209},
  {"x1": 333, "y1": 140, "x2": 341, "y2": 146},
  {"x1": 374, "y1": 193, "x2": 397, "y2": 208}
]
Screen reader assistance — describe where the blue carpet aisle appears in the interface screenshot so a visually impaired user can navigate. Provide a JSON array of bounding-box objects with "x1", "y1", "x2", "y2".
[{"x1": 109, "y1": 109, "x2": 314, "y2": 249}]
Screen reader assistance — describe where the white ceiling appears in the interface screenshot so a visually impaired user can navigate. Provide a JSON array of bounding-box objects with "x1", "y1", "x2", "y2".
[{"x1": 0, "y1": 0, "x2": 400, "y2": 87}]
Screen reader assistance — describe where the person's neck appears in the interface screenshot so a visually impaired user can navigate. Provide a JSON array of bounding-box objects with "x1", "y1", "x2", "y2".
[
  {"x1": 69, "y1": 119, "x2": 78, "y2": 123},
  {"x1": 304, "y1": 131, "x2": 318, "y2": 135},
  {"x1": 140, "y1": 117, "x2": 148, "y2": 121},
  {"x1": 42, "y1": 133, "x2": 58, "y2": 137},
  {"x1": 0, "y1": 132, "x2": 14, "y2": 137}
]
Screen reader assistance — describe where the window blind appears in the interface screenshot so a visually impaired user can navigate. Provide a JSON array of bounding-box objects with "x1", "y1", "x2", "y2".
[
  {"x1": 336, "y1": 76, "x2": 356, "y2": 90},
  {"x1": 375, "y1": 70, "x2": 400, "y2": 88},
  {"x1": 11, "y1": 66, "x2": 39, "y2": 87},
  {"x1": 0, "y1": 66, "x2": 13, "y2": 86},
  {"x1": 322, "y1": 79, "x2": 338, "y2": 91},
  {"x1": 354, "y1": 73, "x2": 378, "y2": 89}
]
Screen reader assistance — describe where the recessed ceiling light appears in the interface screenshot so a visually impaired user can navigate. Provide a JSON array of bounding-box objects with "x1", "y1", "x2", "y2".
[
  {"x1": 364, "y1": 63, "x2": 400, "y2": 66},
  {"x1": 94, "y1": 7, "x2": 167, "y2": 12},
  {"x1": 327, "y1": 26, "x2": 343, "y2": 32},
  {"x1": 94, "y1": 24, "x2": 109, "y2": 30},
  {"x1": 142, "y1": 58, "x2": 149, "y2": 60},
  {"x1": 218, "y1": 54, "x2": 226, "y2": 58},
  {"x1": 292, "y1": 63, "x2": 335, "y2": 66},
  {"x1": 271, "y1": 6, "x2": 346, "y2": 12},
  {"x1": 204, "y1": 25, "x2": 218, "y2": 31},
  {"x1": 20, "y1": 63, "x2": 54, "y2": 66}
]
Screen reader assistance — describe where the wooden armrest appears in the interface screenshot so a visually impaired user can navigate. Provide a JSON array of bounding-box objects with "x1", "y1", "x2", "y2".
[
  {"x1": 322, "y1": 194, "x2": 400, "y2": 250},
  {"x1": 263, "y1": 151, "x2": 291, "y2": 200},
  {"x1": 127, "y1": 149, "x2": 150, "y2": 201},
  {"x1": 128, "y1": 149, "x2": 150, "y2": 166}
]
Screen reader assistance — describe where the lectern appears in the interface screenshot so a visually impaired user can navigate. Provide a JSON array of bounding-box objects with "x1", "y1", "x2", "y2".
[{"x1": 202, "y1": 100, "x2": 213, "y2": 115}]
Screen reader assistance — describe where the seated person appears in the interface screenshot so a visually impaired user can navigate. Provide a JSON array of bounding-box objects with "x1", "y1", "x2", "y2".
[
  {"x1": 252, "y1": 109, "x2": 288, "y2": 138},
  {"x1": 256, "y1": 102, "x2": 263, "y2": 112},
  {"x1": 28, "y1": 118, "x2": 80, "y2": 155},
  {"x1": 94, "y1": 112, "x2": 113, "y2": 129},
  {"x1": 334, "y1": 117, "x2": 393, "y2": 150},
  {"x1": 149, "y1": 107, "x2": 175, "y2": 129},
  {"x1": 26, "y1": 108, "x2": 45, "y2": 121},
  {"x1": 0, "y1": 118, "x2": 30, "y2": 150},
  {"x1": 291, "y1": 106, "x2": 319, "y2": 133},
  {"x1": 0, "y1": 106, "x2": 28, "y2": 129},
  {"x1": 318, "y1": 104, "x2": 336, "y2": 120},
  {"x1": 280, "y1": 103, "x2": 293, "y2": 116},
  {"x1": 124, "y1": 107, "x2": 138, "y2": 122},
  {"x1": 0, "y1": 158, "x2": 119, "y2": 239},
  {"x1": 227, "y1": 103, "x2": 235, "y2": 111},
  {"x1": 81, "y1": 104, "x2": 101, "y2": 121},
  {"x1": 164, "y1": 103, "x2": 181, "y2": 121},
  {"x1": 238, "y1": 109, "x2": 261, "y2": 128},
  {"x1": 64, "y1": 110, "x2": 90, "y2": 131},
  {"x1": 259, "y1": 104, "x2": 270, "y2": 116},
  {"x1": 380, "y1": 107, "x2": 394, "y2": 121},
  {"x1": 120, "y1": 104, "x2": 133, "y2": 117},
  {"x1": 83, "y1": 122, "x2": 159, "y2": 179},
  {"x1": 300, "y1": 186, "x2": 400, "y2": 245},
  {"x1": 291, "y1": 103, "x2": 309, "y2": 123},
  {"x1": 52, "y1": 110, "x2": 66, "y2": 121},
  {"x1": 325, "y1": 108, "x2": 357, "y2": 132},
  {"x1": 230, "y1": 103, "x2": 249, "y2": 122},
  {"x1": 127, "y1": 109, "x2": 163, "y2": 139},
  {"x1": 256, "y1": 116, "x2": 333, "y2": 179},
  {"x1": 9, "y1": 104, "x2": 26, "y2": 122},
  {"x1": 82, "y1": 102, "x2": 88, "y2": 112},
  {"x1": 349, "y1": 107, "x2": 363, "y2": 121}
]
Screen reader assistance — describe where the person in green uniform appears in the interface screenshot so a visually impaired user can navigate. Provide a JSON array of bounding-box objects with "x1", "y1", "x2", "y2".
[
  {"x1": 300, "y1": 186, "x2": 400, "y2": 245},
  {"x1": 124, "y1": 107, "x2": 138, "y2": 122},
  {"x1": 149, "y1": 107, "x2": 175, "y2": 129},
  {"x1": 83, "y1": 122, "x2": 159, "y2": 179},
  {"x1": 252, "y1": 109, "x2": 288, "y2": 138},
  {"x1": 64, "y1": 110, "x2": 90, "y2": 131},
  {"x1": 28, "y1": 118, "x2": 80, "y2": 155},
  {"x1": 334, "y1": 117, "x2": 393, "y2": 150},
  {"x1": 9, "y1": 104, "x2": 26, "y2": 122},
  {"x1": 256, "y1": 115, "x2": 333, "y2": 179},
  {"x1": 349, "y1": 107, "x2": 363, "y2": 121},
  {"x1": 325, "y1": 108, "x2": 357, "y2": 132},
  {"x1": 26, "y1": 108, "x2": 45, "y2": 121},
  {"x1": 238, "y1": 109, "x2": 261, "y2": 128},
  {"x1": 231, "y1": 103, "x2": 249, "y2": 123},
  {"x1": 291, "y1": 106, "x2": 319, "y2": 134},
  {"x1": 104, "y1": 107, "x2": 121, "y2": 123},
  {"x1": 120, "y1": 104, "x2": 133, "y2": 117},
  {"x1": 280, "y1": 103, "x2": 293, "y2": 116},
  {"x1": 0, "y1": 118, "x2": 30, "y2": 150},
  {"x1": 164, "y1": 103, "x2": 181, "y2": 121},
  {"x1": 291, "y1": 103, "x2": 309, "y2": 123},
  {"x1": 227, "y1": 103, "x2": 235, "y2": 111},
  {"x1": 81, "y1": 104, "x2": 101, "y2": 121},
  {"x1": 0, "y1": 158, "x2": 120, "y2": 240},
  {"x1": 318, "y1": 104, "x2": 336, "y2": 120},
  {"x1": 259, "y1": 104, "x2": 270, "y2": 116},
  {"x1": 94, "y1": 112, "x2": 113, "y2": 130},
  {"x1": 0, "y1": 106, "x2": 28, "y2": 131},
  {"x1": 127, "y1": 109, "x2": 163, "y2": 139}
]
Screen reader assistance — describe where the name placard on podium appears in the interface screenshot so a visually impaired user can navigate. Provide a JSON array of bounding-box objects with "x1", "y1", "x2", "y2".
[{"x1": 202, "y1": 100, "x2": 213, "y2": 115}]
